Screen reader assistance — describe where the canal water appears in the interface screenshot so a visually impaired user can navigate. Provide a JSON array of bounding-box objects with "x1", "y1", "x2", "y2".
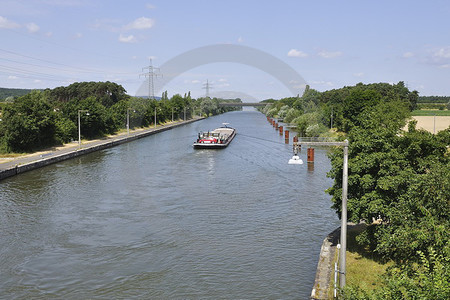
[{"x1": 0, "y1": 110, "x2": 340, "y2": 299}]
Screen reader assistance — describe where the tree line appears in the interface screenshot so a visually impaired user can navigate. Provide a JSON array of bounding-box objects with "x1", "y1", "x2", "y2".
[
  {"x1": 0, "y1": 87, "x2": 36, "y2": 101},
  {"x1": 262, "y1": 81, "x2": 418, "y2": 136},
  {"x1": 418, "y1": 95, "x2": 450, "y2": 103},
  {"x1": 0, "y1": 81, "x2": 241, "y2": 153},
  {"x1": 260, "y1": 81, "x2": 449, "y2": 298}
]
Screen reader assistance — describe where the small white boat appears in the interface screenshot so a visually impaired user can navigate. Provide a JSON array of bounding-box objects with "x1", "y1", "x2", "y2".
[{"x1": 193, "y1": 123, "x2": 236, "y2": 149}]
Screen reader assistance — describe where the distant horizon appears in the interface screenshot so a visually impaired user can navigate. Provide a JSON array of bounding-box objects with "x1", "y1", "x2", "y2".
[{"x1": 1, "y1": 82, "x2": 450, "y2": 100}]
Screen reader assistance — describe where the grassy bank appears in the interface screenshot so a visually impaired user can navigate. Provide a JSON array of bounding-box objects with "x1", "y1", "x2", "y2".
[
  {"x1": 346, "y1": 226, "x2": 392, "y2": 291},
  {"x1": 330, "y1": 225, "x2": 393, "y2": 297}
]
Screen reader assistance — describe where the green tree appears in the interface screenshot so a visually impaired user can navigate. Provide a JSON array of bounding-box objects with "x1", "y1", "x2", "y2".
[
  {"x1": 371, "y1": 159, "x2": 450, "y2": 262},
  {"x1": 341, "y1": 88, "x2": 382, "y2": 131},
  {"x1": 292, "y1": 111, "x2": 321, "y2": 136},
  {"x1": 284, "y1": 108, "x2": 302, "y2": 123},
  {"x1": 327, "y1": 101, "x2": 450, "y2": 264},
  {"x1": 62, "y1": 96, "x2": 117, "y2": 139},
  {"x1": 1, "y1": 91, "x2": 57, "y2": 152},
  {"x1": 327, "y1": 100, "x2": 410, "y2": 224},
  {"x1": 48, "y1": 81, "x2": 128, "y2": 107},
  {"x1": 54, "y1": 115, "x2": 76, "y2": 144}
]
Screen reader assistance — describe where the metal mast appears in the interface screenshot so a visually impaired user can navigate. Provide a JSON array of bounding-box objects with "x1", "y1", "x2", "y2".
[
  {"x1": 202, "y1": 79, "x2": 212, "y2": 98},
  {"x1": 140, "y1": 58, "x2": 161, "y2": 99}
]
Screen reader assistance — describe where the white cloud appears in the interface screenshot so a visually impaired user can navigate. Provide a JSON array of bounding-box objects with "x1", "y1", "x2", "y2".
[
  {"x1": 26, "y1": 22, "x2": 40, "y2": 33},
  {"x1": 191, "y1": 79, "x2": 201, "y2": 84},
  {"x1": 74, "y1": 32, "x2": 83, "y2": 39},
  {"x1": 0, "y1": 16, "x2": 20, "y2": 29},
  {"x1": 146, "y1": 4, "x2": 156, "y2": 9},
  {"x1": 403, "y1": 52, "x2": 414, "y2": 58},
  {"x1": 218, "y1": 78, "x2": 227, "y2": 82},
  {"x1": 124, "y1": 17, "x2": 154, "y2": 30},
  {"x1": 432, "y1": 47, "x2": 450, "y2": 59},
  {"x1": 118, "y1": 34, "x2": 136, "y2": 43},
  {"x1": 8, "y1": 75, "x2": 18, "y2": 80},
  {"x1": 237, "y1": 36, "x2": 243, "y2": 43},
  {"x1": 425, "y1": 46, "x2": 450, "y2": 68},
  {"x1": 317, "y1": 50, "x2": 342, "y2": 58},
  {"x1": 288, "y1": 49, "x2": 308, "y2": 57},
  {"x1": 353, "y1": 72, "x2": 364, "y2": 78}
]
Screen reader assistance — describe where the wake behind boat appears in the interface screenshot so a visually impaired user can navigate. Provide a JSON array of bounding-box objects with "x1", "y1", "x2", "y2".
[{"x1": 193, "y1": 123, "x2": 236, "y2": 149}]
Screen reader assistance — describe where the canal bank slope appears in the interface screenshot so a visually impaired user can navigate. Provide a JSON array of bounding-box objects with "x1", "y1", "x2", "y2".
[
  {"x1": 311, "y1": 227, "x2": 340, "y2": 299},
  {"x1": 0, "y1": 118, "x2": 204, "y2": 181},
  {"x1": 311, "y1": 223, "x2": 368, "y2": 299}
]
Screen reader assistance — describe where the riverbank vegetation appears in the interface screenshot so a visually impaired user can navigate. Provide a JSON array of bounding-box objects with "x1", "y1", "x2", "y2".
[
  {"x1": 260, "y1": 82, "x2": 449, "y2": 299},
  {"x1": 345, "y1": 225, "x2": 393, "y2": 293},
  {"x1": 0, "y1": 81, "x2": 241, "y2": 153}
]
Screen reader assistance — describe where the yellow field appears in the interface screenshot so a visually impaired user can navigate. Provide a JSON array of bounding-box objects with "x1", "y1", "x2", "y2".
[{"x1": 407, "y1": 116, "x2": 450, "y2": 133}]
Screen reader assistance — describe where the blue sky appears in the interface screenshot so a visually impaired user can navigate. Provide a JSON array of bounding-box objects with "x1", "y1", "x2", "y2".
[{"x1": 1, "y1": 0, "x2": 450, "y2": 100}]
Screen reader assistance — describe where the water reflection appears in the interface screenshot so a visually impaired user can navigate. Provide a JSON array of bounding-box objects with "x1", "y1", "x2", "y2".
[{"x1": 0, "y1": 111, "x2": 339, "y2": 299}]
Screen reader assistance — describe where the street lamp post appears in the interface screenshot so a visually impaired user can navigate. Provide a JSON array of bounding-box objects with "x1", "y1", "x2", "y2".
[
  {"x1": 331, "y1": 106, "x2": 334, "y2": 129},
  {"x1": 290, "y1": 139, "x2": 349, "y2": 289},
  {"x1": 340, "y1": 140, "x2": 349, "y2": 288},
  {"x1": 78, "y1": 110, "x2": 89, "y2": 148},
  {"x1": 127, "y1": 108, "x2": 135, "y2": 136}
]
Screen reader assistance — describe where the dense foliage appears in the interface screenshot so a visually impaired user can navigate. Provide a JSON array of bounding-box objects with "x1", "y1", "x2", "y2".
[
  {"x1": 259, "y1": 82, "x2": 449, "y2": 298},
  {"x1": 1, "y1": 92, "x2": 58, "y2": 151},
  {"x1": 0, "y1": 82, "x2": 240, "y2": 153},
  {"x1": 261, "y1": 82, "x2": 418, "y2": 136}
]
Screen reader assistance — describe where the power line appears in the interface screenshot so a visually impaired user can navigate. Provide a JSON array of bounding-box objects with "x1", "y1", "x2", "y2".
[
  {"x1": 0, "y1": 64, "x2": 74, "y2": 81},
  {"x1": 0, "y1": 47, "x2": 141, "y2": 87},
  {"x1": 0, "y1": 48, "x2": 136, "y2": 75}
]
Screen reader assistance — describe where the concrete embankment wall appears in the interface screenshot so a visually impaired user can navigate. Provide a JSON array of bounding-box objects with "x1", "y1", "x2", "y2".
[
  {"x1": 0, "y1": 118, "x2": 202, "y2": 181},
  {"x1": 311, "y1": 227, "x2": 340, "y2": 300}
]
